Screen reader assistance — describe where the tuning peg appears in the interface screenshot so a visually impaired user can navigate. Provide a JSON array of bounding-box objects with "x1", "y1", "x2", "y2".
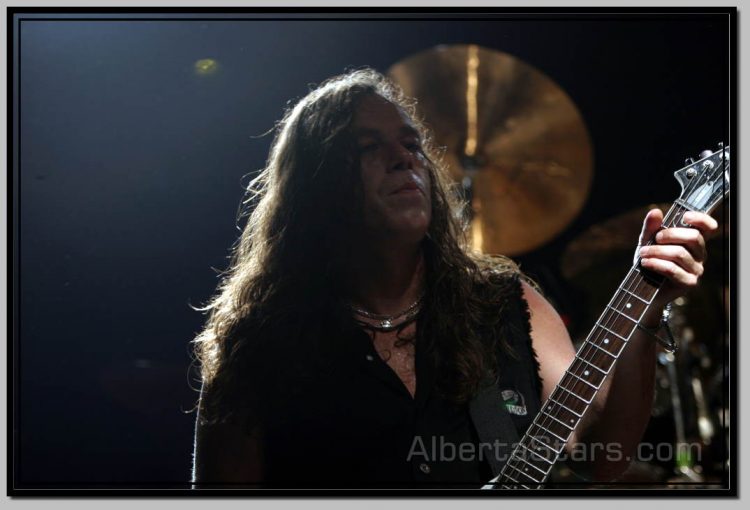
[{"x1": 685, "y1": 157, "x2": 695, "y2": 165}]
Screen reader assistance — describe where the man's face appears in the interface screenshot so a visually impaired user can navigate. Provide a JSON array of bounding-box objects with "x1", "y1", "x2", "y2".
[{"x1": 350, "y1": 95, "x2": 432, "y2": 242}]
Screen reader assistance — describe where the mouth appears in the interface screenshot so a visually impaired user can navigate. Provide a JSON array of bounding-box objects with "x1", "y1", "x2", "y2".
[{"x1": 390, "y1": 179, "x2": 425, "y2": 196}]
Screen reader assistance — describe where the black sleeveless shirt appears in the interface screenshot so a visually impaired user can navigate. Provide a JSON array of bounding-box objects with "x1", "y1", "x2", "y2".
[{"x1": 257, "y1": 273, "x2": 542, "y2": 488}]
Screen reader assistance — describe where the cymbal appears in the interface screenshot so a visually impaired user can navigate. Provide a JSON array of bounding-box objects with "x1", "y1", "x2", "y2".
[{"x1": 388, "y1": 44, "x2": 593, "y2": 256}]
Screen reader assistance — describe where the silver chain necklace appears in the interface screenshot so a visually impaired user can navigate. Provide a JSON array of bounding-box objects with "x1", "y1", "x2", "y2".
[{"x1": 349, "y1": 295, "x2": 424, "y2": 332}]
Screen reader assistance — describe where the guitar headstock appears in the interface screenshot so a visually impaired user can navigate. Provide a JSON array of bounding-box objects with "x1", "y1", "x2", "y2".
[{"x1": 674, "y1": 144, "x2": 730, "y2": 215}]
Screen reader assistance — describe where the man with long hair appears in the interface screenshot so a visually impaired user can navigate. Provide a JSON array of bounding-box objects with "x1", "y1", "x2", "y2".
[{"x1": 191, "y1": 69, "x2": 717, "y2": 488}]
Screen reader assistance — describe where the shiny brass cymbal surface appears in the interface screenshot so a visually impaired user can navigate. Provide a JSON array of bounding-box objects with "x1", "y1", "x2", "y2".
[{"x1": 388, "y1": 44, "x2": 594, "y2": 256}]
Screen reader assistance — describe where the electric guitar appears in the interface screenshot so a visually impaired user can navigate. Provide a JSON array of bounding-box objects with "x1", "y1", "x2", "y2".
[{"x1": 483, "y1": 144, "x2": 730, "y2": 489}]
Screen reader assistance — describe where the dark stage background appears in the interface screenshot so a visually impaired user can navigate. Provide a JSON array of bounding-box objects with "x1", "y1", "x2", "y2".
[{"x1": 14, "y1": 12, "x2": 731, "y2": 486}]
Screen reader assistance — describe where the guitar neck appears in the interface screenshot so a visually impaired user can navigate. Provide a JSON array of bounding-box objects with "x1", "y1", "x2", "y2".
[
  {"x1": 486, "y1": 202, "x2": 697, "y2": 489},
  {"x1": 483, "y1": 143, "x2": 729, "y2": 489}
]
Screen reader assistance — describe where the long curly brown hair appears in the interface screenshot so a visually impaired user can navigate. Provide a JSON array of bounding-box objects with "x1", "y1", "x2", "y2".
[{"x1": 193, "y1": 68, "x2": 522, "y2": 426}]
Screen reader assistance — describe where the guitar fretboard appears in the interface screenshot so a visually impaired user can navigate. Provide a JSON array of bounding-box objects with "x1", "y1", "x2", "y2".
[{"x1": 486, "y1": 203, "x2": 695, "y2": 489}]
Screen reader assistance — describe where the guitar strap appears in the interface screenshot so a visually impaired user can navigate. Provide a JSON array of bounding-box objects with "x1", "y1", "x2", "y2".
[{"x1": 469, "y1": 382, "x2": 520, "y2": 477}]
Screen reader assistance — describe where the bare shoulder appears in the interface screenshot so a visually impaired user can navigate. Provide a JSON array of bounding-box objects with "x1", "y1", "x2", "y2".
[
  {"x1": 519, "y1": 280, "x2": 569, "y2": 337},
  {"x1": 519, "y1": 279, "x2": 576, "y2": 401},
  {"x1": 192, "y1": 385, "x2": 264, "y2": 486}
]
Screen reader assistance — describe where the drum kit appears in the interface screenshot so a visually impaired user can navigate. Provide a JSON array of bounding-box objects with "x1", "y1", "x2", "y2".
[{"x1": 387, "y1": 45, "x2": 730, "y2": 487}]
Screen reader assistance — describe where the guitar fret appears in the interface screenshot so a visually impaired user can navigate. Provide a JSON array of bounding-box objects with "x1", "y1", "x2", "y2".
[
  {"x1": 606, "y1": 305, "x2": 639, "y2": 324},
  {"x1": 618, "y1": 286, "x2": 650, "y2": 305},
  {"x1": 631, "y1": 266, "x2": 665, "y2": 290},
  {"x1": 512, "y1": 453, "x2": 548, "y2": 475},
  {"x1": 512, "y1": 448, "x2": 546, "y2": 468},
  {"x1": 537, "y1": 413, "x2": 575, "y2": 441},
  {"x1": 571, "y1": 362, "x2": 607, "y2": 389},
  {"x1": 529, "y1": 435, "x2": 563, "y2": 456},
  {"x1": 506, "y1": 460, "x2": 543, "y2": 483},
  {"x1": 533, "y1": 423, "x2": 569, "y2": 443},
  {"x1": 596, "y1": 322, "x2": 628, "y2": 342},
  {"x1": 578, "y1": 357, "x2": 609, "y2": 375},
  {"x1": 503, "y1": 472, "x2": 521, "y2": 485},
  {"x1": 519, "y1": 443, "x2": 555, "y2": 466},
  {"x1": 502, "y1": 474, "x2": 531, "y2": 490},
  {"x1": 610, "y1": 291, "x2": 650, "y2": 323},
  {"x1": 548, "y1": 395, "x2": 583, "y2": 417},
  {"x1": 559, "y1": 385, "x2": 592, "y2": 405},
  {"x1": 542, "y1": 409, "x2": 576, "y2": 431},
  {"x1": 566, "y1": 370, "x2": 599, "y2": 390},
  {"x1": 545, "y1": 399, "x2": 582, "y2": 431},
  {"x1": 560, "y1": 378, "x2": 595, "y2": 404},
  {"x1": 589, "y1": 341, "x2": 617, "y2": 359}
]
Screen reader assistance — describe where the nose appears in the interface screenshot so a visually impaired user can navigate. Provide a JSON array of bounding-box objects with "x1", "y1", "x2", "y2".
[{"x1": 388, "y1": 143, "x2": 415, "y2": 172}]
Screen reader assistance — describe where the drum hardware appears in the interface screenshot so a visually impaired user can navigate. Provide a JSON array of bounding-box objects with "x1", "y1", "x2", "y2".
[{"x1": 691, "y1": 375, "x2": 715, "y2": 446}]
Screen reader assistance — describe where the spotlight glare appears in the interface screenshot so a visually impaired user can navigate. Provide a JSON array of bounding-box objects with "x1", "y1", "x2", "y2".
[{"x1": 194, "y1": 58, "x2": 219, "y2": 76}]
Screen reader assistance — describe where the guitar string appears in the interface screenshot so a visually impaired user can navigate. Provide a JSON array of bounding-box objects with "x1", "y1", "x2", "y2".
[
  {"x1": 575, "y1": 147, "x2": 728, "y2": 384},
  {"x1": 499, "y1": 239, "x2": 665, "y2": 486},
  {"x1": 496, "y1": 150, "x2": 727, "y2": 488},
  {"x1": 543, "y1": 206, "x2": 682, "y2": 471},
  {"x1": 496, "y1": 150, "x2": 727, "y2": 487},
  {"x1": 522, "y1": 149, "x2": 727, "y2": 483},
  {"x1": 498, "y1": 206, "x2": 682, "y2": 487},
  {"x1": 516, "y1": 147, "x2": 727, "y2": 488}
]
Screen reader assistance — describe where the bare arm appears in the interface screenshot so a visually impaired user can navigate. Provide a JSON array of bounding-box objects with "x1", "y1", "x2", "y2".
[
  {"x1": 525, "y1": 208, "x2": 718, "y2": 482},
  {"x1": 192, "y1": 385, "x2": 264, "y2": 488},
  {"x1": 523, "y1": 280, "x2": 656, "y2": 481}
]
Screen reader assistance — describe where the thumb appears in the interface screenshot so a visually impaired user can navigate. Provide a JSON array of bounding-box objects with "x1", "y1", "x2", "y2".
[
  {"x1": 634, "y1": 208, "x2": 664, "y2": 265},
  {"x1": 638, "y1": 208, "x2": 665, "y2": 247}
]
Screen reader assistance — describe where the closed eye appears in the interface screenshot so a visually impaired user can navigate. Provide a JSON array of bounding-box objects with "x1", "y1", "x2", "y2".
[
  {"x1": 358, "y1": 142, "x2": 380, "y2": 153},
  {"x1": 404, "y1": 141, "x2": 422, "y2": 152}
]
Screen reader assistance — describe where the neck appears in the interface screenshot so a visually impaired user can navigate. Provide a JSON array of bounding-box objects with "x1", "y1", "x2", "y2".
[{"x1": 346, "y1": 238, "x2": 425, "y2": 316}]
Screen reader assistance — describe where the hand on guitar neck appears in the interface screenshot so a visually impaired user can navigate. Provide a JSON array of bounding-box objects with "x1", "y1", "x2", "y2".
[
  {"x1": 635, "y1": 207, "x2": 719, "y2": 327},
  {"x1": 572, "y1": 206, "x2": 719, "y2": 481},
  {"x1": 502, "y1": 205, "x2": 721, "y2": 486}
]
